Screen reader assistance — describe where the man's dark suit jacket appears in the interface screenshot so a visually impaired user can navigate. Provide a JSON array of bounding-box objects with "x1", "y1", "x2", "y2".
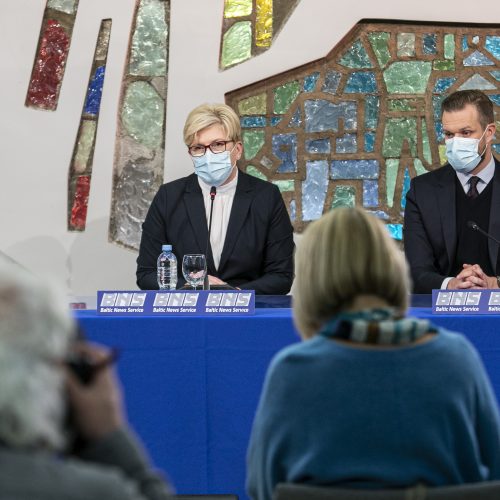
[
  {"x1": 404, "y1": 159, "x2": 500, "y2": 293},
  {"x1": 136, "y1": 170, "x2": 295, "y2": 294}
]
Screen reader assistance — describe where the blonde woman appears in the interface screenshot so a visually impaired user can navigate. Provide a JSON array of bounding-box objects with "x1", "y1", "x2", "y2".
[
  {"x1": 247, "y1": 207, "x2": 500, "y2": 500},
  {"x1": 136, "y1": 103, "x2": 294, "y2": 294}
]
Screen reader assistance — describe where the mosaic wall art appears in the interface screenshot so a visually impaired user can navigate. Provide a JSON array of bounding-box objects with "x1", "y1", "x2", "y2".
[
  {"x1": 26, "y1": 0, "x2": 80, "y2": 110},
  {"x1": 220, "y1": 0, "x2": 301, "y2": 70},
  {"x1": 109, "y1": 0, "x2": 170, "y2": 250},
  {"x1": 67, "y1": 19, "x2": 111, "y2": 231},
  {"x1": 225, "y1": 21, "x2": 500, "y2": 239}
]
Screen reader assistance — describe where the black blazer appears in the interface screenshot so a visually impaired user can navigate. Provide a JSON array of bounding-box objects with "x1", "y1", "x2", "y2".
[
  {"x1": 136, "y1": 170, "x2": 295, "y2": 294},
  {"x1": 404, "y1": 159, "x2": 500, "y2": 293}
]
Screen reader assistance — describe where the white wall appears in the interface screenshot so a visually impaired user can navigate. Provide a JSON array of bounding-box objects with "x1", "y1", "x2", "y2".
[{"x1": 1, "y1": 0, "x2": 499, "y2": 296}]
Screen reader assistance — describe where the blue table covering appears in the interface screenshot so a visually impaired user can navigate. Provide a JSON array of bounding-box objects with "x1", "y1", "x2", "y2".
[{"x1": 75, "y1": 305, "x2": 500, "y2": 500}]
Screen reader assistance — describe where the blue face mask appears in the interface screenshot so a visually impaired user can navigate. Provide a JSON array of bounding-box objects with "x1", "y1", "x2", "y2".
[
  {"x1": 192, "y1": 149, "x2": 235, "y2": 187},
  {"x1": 445, "y1": 128, "x2": 488, "y2": 174}
]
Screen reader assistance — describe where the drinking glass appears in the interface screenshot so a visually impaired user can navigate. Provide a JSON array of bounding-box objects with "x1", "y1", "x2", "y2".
[{"x1": 182, "y1": 254, "x2": 207, "y2": 290}]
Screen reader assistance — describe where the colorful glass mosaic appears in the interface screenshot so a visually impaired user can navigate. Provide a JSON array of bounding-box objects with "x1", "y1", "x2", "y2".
[
  {"x1": 220, "y1": 0, "x2": 301, "y2": 69},
  {"x1": 109, "y1": 0, "x2": 169, "y2": 250},
  {"x1": 226, "y1": 21, "x2": 500, "y2": 238},
  {"x1": 25, "y1": 1, "x2": 80, "y2": 110},
  {"x1": 68, "y1": 19, "x2": 111, "y2": 231}
]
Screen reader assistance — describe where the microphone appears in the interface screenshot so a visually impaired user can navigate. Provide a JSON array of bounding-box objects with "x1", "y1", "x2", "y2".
[
  {"x1": 203, "y1": 186, "x2": 217, "y2": 290},
  {"x1": 467, "y1": 220, "x2": 500, "y2": 246}
]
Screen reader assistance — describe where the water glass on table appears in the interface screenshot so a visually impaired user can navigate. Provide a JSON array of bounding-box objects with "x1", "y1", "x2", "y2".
[{"x1": 182, "y1": 254, "x2": 207, "y2": 290}]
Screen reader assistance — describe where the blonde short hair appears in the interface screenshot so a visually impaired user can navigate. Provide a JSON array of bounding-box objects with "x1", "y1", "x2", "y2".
[
  {"x1": 293, "y1": 207, "x2": 410, "y2": 339},
  {"x1": 183, "y1": 103, "x2": 241, "y2": 146}
]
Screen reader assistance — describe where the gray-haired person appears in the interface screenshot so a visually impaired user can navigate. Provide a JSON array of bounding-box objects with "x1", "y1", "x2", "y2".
[{"x1": 0, "y1": 260, "x2": 173, "y2": 499}]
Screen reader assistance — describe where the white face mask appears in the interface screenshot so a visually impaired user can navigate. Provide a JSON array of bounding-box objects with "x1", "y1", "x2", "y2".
[
  {"x1": 192, "y1": 148, "x2": 235, "y2": 187},
  {"x1": 445, "y1": 127, "x2": 489, "y2": 174}
]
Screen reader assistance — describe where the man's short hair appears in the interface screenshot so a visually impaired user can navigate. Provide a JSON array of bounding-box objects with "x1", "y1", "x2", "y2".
[
  {"x1": 441, "y1": 89, "x2": 494, "y2": 128},
  {"x1": 183, "y1": 103, "x2": 241, "y2": 146},
  {"x1": 293, "y1": 208, "x2": 410, "y2": 339}
]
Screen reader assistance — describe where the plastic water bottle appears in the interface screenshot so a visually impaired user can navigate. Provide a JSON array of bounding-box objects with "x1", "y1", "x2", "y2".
[{"x1": 157, "y1": 244, "x2": 177, "y2": 290}]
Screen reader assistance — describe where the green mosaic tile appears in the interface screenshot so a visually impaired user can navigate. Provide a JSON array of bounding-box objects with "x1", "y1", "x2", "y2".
[
  {"x1": 444, "y1": 34, "x2": 455, "y2": 60},
  {"x1": 388, "y1": 99, "x2": 414, "y2": 111},
  {"x1": 414, "y1": 158, "x2": 428, "y2": 176},
  {"x1": 238, "y1": 93, "x2": 267, "y2": 115},
  {"x1": 386, "y1": 159, "x2": 399, "y2": 207},
  {"x1": 74, "y1": 120, "x2": 96, "y2": 173},
  {"x1": 246, "y1": 164, "x2": 267, "y2": 180},
  {"x1": 224, "y1": 0, "x2": 252, "y2": 18},
  {"x1": 273, "y1": 179, "x2": 295, "y2": 192},
  {"x1": 129, "y1": 0, "x2": 168, "y2": 77},
  {"x1": 368, "y1": 32, "x2": 391, "y2": 68},
  {"x1": 47, "y1": 0, "x2": 78, "y2": 14},
  {"x1": 397, "y1": 33, "x2": 415, "y2": 57},
  {"x1": 221, "y1": 21, "x2": 252, "y2": 68},
  {"x1": 274, "y1": 81, "x2": 300, "y2": 114},
  {"x1": 332, "y1": 185, "x2": 356, "y2": 209},
  {"x1": 121, "y1": 81, "x2": 164, "y2": 149},
  {"x1": 433, "y1": 60, "x2": 455, "y2": 71},
  {"x1": 382, "y1": 118, "x2": 417, "y2": 158},
  {"x1": 439, "y1": 144, "x2": 447, "y2": 165},
  {"x1": 383, "y1": 61, "x2": 432, "y2": 94},
  {"x1": 243, "y1": 130, "x2": 265, "y2": 159},
  {"x1": 339, "y1": 40, "x2": 372, "y2": 68},
  {"x1": 421, "y1": 119, "x2": 432, "y2": 164}
]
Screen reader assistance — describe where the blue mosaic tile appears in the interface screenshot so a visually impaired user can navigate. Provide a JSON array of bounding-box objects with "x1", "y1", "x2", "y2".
[
  {"x1": 331, "y1": 160, "x2": 379, "y2": 180},
  {"x1": 339, "y1": 40, "x2": 373, "y2": 68},
  {"x1": 304, "y1": 72, "x2": 320, "y2": 92},
  {"x1": 433, "y1": 77, "x2": 457, "y2": 94},
  {"x1": 306, "y1": 138, "x2": 330, "y2": 154},
  {"x1": 363, "y1": 180, "x2": 378, "y2": 207},
  {"x1": 272, "y1": 133, "x2": 297, "y2": 173},
  {"x1": 336, "y1": 133, "x2": 357, "y2": 153},
  {"x1": 488, "y1": 94, "x2": 500, "y2": 106},
  {"x1": 401, "y1": 168, "x2": 411, "y2": 209},
  {"x1": 364, "y1": 132, "x2": 375, "y2": 152},
  {"x1": 490, "y1": 70, "x2": 500, "y2": 81},
  {"x1": 367, "y1": 210, "x2": 390, "y2": 220},
  {"x1": 485, "y1": 36, "x2": 500, "y2": 60},
  {"x1": 462, "y1": 36, "x2": 468, "y2": 52},
  {"x1": 463, "y1": 50, "x2": 495, "y2": 66},
  {"x1": 493, "y1": 144, "x2": 500, "y2": 154},
  {"x1": 304, "y1": 99, "x2": 357, "y2": 133},
  {"x1": 302, "y1": 161, "x2": 329, "y2": 221},
  {"x1": 289, "y1": 199, "x2": 296, "y2": 221},
  {"x1": 241, "y1": 116, "x2": 266, "y2": 128},
  {"x1": 321, "y1": 70, "x2": 341, "y2": 94},
  {"x1": 345, "y1": 72, "x2": 377, "y2": 93},
  {"x1": 423, "y1": 34, "x2": 437, "y2": 55},
  {"x1": 271, "y1": 116, "x2": 283, "y2": 126},
  {"x1": 84, "y1": 65, "x2": 105, "y2": 116},
  {"x1": 387, "y1": 223, "x2": 403, "y2": 240},
  {"x1": 288, "y1": 108, "x2": 302, "y2": 127},
  {"x1": 365, "y1": 95, "x2": 379, "y2": 129}
]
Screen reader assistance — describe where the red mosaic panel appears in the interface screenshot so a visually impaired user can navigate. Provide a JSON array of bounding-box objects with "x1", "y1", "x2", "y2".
[
  {"x1": 26, "y1": 19, "x2": 70, "y2": 110},
  {"x1": 70, "y1": 175, "x2": 91, "y2": 230}
]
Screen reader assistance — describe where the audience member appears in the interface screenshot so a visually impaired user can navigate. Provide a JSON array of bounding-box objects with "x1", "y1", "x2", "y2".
[
  {"x1": 247, "y1": 207, "x2": 500, "y2": 500},
  {"x1": 0, "y1": 261, "x2": 173, "y2": 499}
]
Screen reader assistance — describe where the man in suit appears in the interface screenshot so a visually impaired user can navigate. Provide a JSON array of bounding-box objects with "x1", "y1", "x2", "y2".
[
  {"x1": 404, "y1": 89, "x2": 498, "y2": 293},
  {"x1": 136, "y1": 103, "x2": 295, "y2": 294}
]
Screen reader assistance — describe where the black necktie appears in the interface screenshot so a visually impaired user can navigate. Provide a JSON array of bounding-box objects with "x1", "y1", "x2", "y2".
[{"x1": 467, "y1": 176, "x2": 480, "y2": 199}]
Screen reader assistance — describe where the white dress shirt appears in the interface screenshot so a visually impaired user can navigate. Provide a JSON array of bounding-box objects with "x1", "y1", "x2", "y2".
[{"x1": 198, "y1": 169, "x2": 238, "y2": 270}]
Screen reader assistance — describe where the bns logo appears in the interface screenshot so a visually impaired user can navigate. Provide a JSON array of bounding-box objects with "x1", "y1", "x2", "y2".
[{"x1": 100, "y1": 292, "x2": 147, "y2": 307}]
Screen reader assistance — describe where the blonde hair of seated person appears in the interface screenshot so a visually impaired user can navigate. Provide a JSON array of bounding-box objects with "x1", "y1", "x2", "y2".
[{"x1": 293, "y1": 207, "x2": 410, "y2": 339}]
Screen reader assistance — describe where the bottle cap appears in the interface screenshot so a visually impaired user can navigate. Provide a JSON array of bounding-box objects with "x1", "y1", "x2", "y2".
[{"x1": 162, "y1": 244, "x2": 172, "y2": 251}]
